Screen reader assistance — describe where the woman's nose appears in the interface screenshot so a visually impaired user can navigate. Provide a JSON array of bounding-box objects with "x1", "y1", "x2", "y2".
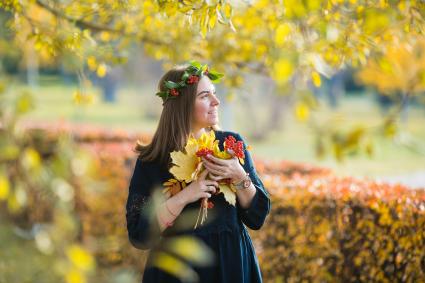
[{"x1": 212, "y1": 94, "x2": 220, "y2": 106}]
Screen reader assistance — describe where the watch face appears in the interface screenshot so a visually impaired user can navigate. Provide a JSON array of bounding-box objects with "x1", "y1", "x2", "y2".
[{"x1": 243, "y1": 179, "x2": 251, "y2": 188}]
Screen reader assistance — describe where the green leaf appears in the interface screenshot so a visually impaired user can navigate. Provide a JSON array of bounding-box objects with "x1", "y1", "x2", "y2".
[
  {"x1": 189, "y1": 60, "x2": 202, "y2": 69},
  {"x1": 164, "y1": 81, "x2": 180, "y2": 89},
  {"x1": 207, "y1": 70, "x2": 224, "y2": 82},
  {"x1": 181, "y1": 72, "x2": 190, "y2": 81},
  {"x1": 156, "y1": 91, "x2": 168, "y2": 99}
]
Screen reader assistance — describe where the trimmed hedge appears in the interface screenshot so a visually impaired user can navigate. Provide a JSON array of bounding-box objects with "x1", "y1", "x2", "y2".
[
  {"x1": 255, "y1": 161, "x2": 425, "y2": 282},
  {"x1": 22, "y1": 124, "x2": 425, "y2": 282}
]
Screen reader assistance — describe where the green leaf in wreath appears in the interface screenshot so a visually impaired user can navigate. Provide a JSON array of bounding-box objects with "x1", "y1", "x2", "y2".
[
  {"x1": 189, "y1": 60, "x2": 202, "y2": 69},
  {"x1": 156, "y1": 91, "x2": 168, "y2": 98},
  {"x1": 165, "y1": 81, "x2": 181, "y2": 89},
  {"x1": 181, "y1": 72, "x2": 190, "y2": 81},
  {"x1": 207, "y1": 70, "x2": 224, "y2": 82}
]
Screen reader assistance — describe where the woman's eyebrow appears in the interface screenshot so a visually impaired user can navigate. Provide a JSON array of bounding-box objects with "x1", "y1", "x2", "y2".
[{"x1": 197, "y1": 89, "x2": 216, "y2": 96}]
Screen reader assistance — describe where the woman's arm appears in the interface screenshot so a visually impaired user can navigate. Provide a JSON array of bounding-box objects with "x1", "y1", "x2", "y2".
[
  {"x1": 234, "y1": 176, "x2": 257, "y2": 209},
  {"x1": 155, "y1": 193, "x2": 186, "y2": 232},
  {"x1": 156, "y1": 169, "x2": 218, "y2": 232},
  {"x1": 234, "y1": 133, "x2": 271, "y2": 230}
]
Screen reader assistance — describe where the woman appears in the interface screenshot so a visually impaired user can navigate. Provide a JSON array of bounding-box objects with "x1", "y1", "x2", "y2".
[{"x1": 126, "y1": 61, "x2": 271, "y2": 282}]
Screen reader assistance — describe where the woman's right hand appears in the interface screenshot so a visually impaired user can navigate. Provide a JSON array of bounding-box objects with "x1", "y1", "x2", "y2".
[{"x1": 179, "y1": 168, "x2": 218, "y2": 205}]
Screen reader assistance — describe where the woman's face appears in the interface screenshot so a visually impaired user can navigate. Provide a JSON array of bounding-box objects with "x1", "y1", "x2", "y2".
[{"x1": 193, "y1": 76, "x2": 220, "y2": 129}]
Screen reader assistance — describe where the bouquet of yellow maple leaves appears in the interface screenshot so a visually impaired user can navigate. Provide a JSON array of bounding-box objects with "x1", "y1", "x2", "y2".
[{"x1": 163, "y1": 130, "x2": 246, "y2": 228}]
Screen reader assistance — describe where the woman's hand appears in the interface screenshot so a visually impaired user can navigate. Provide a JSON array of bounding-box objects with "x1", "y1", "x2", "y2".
[
  {"x1": 178, "y1": 168, "x2": 218, "y2": 205},
  {"x1": 201, "y1": 154, "x2": 246, "y2": 184}
]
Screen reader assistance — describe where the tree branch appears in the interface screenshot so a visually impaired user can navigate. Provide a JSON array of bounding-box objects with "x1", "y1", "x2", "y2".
[{"x1": 34, "y1": 0, "x2": 124, "y2": 34}]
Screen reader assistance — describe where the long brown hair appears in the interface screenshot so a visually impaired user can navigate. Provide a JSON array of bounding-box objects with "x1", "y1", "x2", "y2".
[{"x1": 135, "y1": 64, "x2": 219, "y2": 169}]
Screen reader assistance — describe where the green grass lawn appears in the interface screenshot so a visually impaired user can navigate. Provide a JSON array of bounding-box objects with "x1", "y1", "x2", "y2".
[{"x1": 7, "y1": 76, "x2": 425, "y2": 180}]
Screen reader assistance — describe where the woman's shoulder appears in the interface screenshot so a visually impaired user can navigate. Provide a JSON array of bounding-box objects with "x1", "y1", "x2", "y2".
[{"x1": 133, "y1": 156, "x2": 167, "y2": 173}]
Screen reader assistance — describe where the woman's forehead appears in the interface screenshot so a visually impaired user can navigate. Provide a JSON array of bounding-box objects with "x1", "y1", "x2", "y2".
[{"x1": 196, "y1": 76, "x2": 215, "y2": 93}]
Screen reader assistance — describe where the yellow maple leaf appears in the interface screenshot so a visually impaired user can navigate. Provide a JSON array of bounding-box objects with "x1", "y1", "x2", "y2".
[
  {"x1": 168, "y1": 130, "x2": 240, "y2": 208},
  {"x1": 170, "y1": 139, "x2": 200, "y2": 183},
  {"x1": 163, "y1": 178, "x2": 187, "y2": 198},
  {"x1": 197, "y1": 129, "x2": 216, "y2": 151},
  {"x1": 213, "y1": 142, "x2": 232, "y2": 160},
  {"x1": 218, "y1": 183, "x2": 236, "y2": 206}
]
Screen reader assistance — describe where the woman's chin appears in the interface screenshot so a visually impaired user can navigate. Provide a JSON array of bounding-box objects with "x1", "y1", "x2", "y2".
[{"x1": 208, "y1": 118, "x2": 219, "y2": 125}]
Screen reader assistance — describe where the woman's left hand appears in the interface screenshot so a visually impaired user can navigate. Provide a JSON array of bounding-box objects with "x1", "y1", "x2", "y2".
[{"x1": 201, "y1": 154, "x2": 246, "y2": 183}]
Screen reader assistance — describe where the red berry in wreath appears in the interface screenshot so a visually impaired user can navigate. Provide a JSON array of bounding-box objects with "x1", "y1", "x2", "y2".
[
  {"x1": 187, "y1": 75, "x2": 199, "y2": 84},
  {"x1": 170, "y1": 88, "x2": 179, "y2": 96}
]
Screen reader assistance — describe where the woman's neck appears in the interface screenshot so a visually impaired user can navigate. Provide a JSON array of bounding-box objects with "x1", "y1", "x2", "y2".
[{"x1": 191, "y1": 126, "x2": 211, "y2": 139}]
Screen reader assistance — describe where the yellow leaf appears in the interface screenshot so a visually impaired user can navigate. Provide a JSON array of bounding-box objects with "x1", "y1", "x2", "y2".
[
  {"x1": 0, "y1": 175, "x2": 10, "y2": 200},
  {"x1": 311, "y1": 71, "x2": 321, "y2": 87},
  {"x1": 22, "y1": 148, "x2": 41, "y2": 170},
  {"x1": 65, "y1": 269, "x2": 86, "y2": 283},
  {"x1": 164, "y1": 3, "x2": 178, "y2": 17},
  {"x1": 285, "y1": 0, "x2": 306, "y2": 18},
  {"x1": 200, "y1": 22, "x2": 208, "y2": 38},
  {"x1": 213, "y1": 143, "x2": 231, "y2": 159},
  {"x1": 87, "y1": 56, "x2": 97, "y2": 72},
  {"x1": 165, "y1": 236, "x2": 213, "y2": 265},
  {"x1": 163, "y1": 179, "x2": 186, "y2": 197},
  {"x1": 275, "y1": 23, "x2": 291, "y2": 46},
  {"x1": 96, "y1": 64, "x2": 107, "y2": 78},
  {"x1": 364, "y1": 9, "x2": 390, "y2": 34},
  {"x1": 100, "y1": 31, "x2": 110, "y2": 42},
  {"x1": 295, "y1": 102, "x2": 310, "y2": 122},
  {"x1": 223, "y1": 3, "x2": 232, "y2": 19},
  {"x1": 151, "y1": 252, "x2": 198, "y2": 283},
  {"x1": 208, "y1": 7, "x2": 217, "y2": 29},
  {"x1": 170, "y1": 139, "x2": 199, "y2": 183},
  {"x1": 306, "y1": 0, "x2": 321, "y2": 11},
  {"x1": 273, "y1": 58, "x2": 294, "y2": 85},
  {"x1": 218, "y1": 183, "x2": 236, "y2": 206},
  {"x1": 256, "y1": 44, "x2": 267, "y2": 57},
  {"x1": 66, "y1": 245, "x2": 95, "y2": 271},
  {"x1": 198, "y1": 130, "x2": 216, "y2": 150}
]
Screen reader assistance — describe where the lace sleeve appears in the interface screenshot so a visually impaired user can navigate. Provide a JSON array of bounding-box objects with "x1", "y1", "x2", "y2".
[{"x1": 125, "y1": 158, "x2": 161, "y2": 250}]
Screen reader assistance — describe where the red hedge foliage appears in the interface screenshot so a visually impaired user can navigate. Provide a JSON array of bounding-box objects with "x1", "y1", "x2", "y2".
[{"x1": 23, "y1": 124, "x2": 425, "y2": 282}]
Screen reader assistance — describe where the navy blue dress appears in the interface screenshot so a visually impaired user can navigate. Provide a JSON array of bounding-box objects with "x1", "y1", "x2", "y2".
[{"x1": 126, "y1": 130, "x2": 271, "y2": 282}]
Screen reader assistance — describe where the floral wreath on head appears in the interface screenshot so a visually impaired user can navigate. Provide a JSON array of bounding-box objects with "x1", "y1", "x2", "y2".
[{"x1": 156, "y1": 60, "x2": 224, "y2": 103}]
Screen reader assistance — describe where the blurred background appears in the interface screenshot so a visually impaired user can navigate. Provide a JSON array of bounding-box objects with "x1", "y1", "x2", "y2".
[
  {"x1": 1, "y1": 1, "x2": 425, "y2": 282},
  {"x1": 4, "y1": 48, "x2": 425, "y2": 185}
]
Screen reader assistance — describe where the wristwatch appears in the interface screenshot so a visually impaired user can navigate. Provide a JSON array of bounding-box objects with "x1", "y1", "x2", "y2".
[{"x1": 232, "y1": 173, "x2": 251, "y2": 190}]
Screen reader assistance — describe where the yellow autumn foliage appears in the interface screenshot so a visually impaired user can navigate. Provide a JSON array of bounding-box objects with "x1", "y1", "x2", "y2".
[{"x1": 357, "y1": 39, "x2": 425, "y2": 95}]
